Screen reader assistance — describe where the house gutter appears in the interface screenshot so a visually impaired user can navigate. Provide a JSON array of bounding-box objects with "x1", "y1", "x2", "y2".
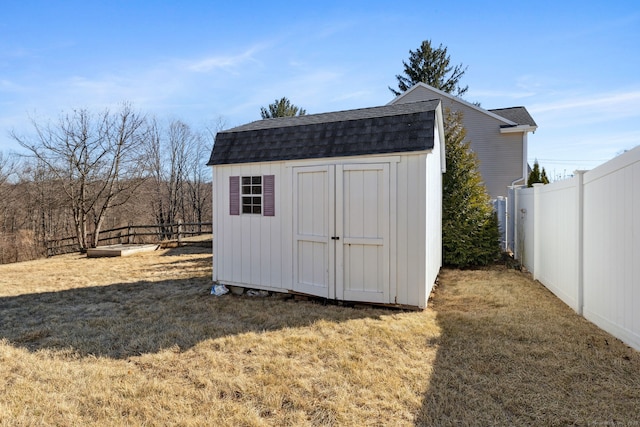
[{"x1": 499, "y1": 124, "x2": 537, "y2": 134}]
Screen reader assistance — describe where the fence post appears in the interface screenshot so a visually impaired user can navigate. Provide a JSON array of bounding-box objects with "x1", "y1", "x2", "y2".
[
  {"x1": 532, "y1": 183, "x2": 544, "y2": 281},
  {"x1": 575, "y1": 170, "x2": 586, "y2": 315},
  {"x1": 177, "y1": 220, "x2": 183, "y2": 246},
  {"x1": 513, "y1": 186, "x2": 520, "y2": 260}
]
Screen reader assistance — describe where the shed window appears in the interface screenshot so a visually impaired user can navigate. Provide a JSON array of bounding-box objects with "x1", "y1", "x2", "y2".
[
  {"x1": 230, "y1": 175, "x2": 274, "y2": 216},
  {"x1": 242, "y1": 176, "x2": 262, "y2": 214}
]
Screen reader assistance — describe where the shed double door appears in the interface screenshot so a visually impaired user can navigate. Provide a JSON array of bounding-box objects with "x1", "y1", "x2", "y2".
[{"x1": 293, "y1": 163, "x2": 390, "y2": 303}]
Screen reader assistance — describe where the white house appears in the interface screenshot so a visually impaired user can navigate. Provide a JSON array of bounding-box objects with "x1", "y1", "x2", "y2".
[
  {"x1": 390, "y1": 82, "x2": 537, "y2": 199},
  {"x1": 207, "y1": 100, "x2": 445, "y2": 309}
]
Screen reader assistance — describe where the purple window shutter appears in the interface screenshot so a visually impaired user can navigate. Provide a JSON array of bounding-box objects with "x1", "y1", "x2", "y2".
[
  {"x1": 229, "y1": 176, "x2": 240, "y2": 215},
  {"x1": 263, "y1": 175, "x2": 275, "y2": 216}
]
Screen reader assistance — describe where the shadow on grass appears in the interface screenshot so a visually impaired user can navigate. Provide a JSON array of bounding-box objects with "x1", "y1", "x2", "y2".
[
  {"x1": 159, "y1": 244, "x2": 211, "y2": 257},
  {"x1": 415, "y1": 269, "x2": 640, "y2": 426},
  {"x1": 0, "y1": 250, "x2": 385, "y2": 360}
]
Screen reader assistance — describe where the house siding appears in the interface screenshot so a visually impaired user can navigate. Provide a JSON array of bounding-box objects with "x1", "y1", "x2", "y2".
[{"x1": 392, "y1": 85, "x2": 525, "y2": 198}]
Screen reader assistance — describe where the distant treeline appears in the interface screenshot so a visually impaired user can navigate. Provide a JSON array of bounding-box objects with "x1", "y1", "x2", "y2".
[{"x1": 1, "y1": 105, "x2": 219, "y2": 264}]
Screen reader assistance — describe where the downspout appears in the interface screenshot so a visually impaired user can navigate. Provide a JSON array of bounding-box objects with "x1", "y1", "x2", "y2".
[
  {"x1": 510, "y1": 131, "x2": 529, "y2": 187},
  {"x1": 507, "y1": 131, "x2": 529, "y2": 255}
]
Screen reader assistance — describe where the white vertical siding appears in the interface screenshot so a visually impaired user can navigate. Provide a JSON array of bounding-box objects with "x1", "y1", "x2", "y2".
[
  {"x1": 394, "y1": 153, "x2": 424, "y2": 306},
  {"x1": 392, "y1": 144, "x2": 442, "y2": 309},
  {"x1": 424, "y1": 126, "x2": 443, "y2": 306},
  {"x1": 212, "y1": 149, "x2": 442, "y2": 309},
  {"x1": 395, "y1": 154, "x2": 409, "y2": 305},
  {"x1": 212, "y1": 162, "x2": 291, "y2": 291}
]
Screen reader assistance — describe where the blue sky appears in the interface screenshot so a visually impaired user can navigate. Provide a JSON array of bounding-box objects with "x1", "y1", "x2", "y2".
[{"x1": 2, "y1": 1, "x2": 639, "y2": 179}]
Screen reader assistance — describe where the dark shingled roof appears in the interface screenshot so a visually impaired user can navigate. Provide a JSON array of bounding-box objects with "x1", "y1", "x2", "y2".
[
  {"x1": 207, "y1": 100, "x2": 440, "y2": 165},
  {"x1": 489, "y1": 107, "x2": 538, "y2": 127}
]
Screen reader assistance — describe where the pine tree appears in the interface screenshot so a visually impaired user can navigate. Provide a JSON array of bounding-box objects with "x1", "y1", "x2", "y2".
[
  {"x1": 260, "y1": 97, "x2": 306, "y2": 119},
  {"x1": 442, "y1": 110, "x2": 501, "y2": 267},
  {"x1": 390, "y1": 40, "x2": 468, "y2": 97},
  {"x1": 541, "y1": 167, "x2": 550, "y2": 184},
  {"x1": 391, "y1": 41, "x2": 499, "y2": 266},
  {"x1": 528, "y1": 160, "x2": 549, "y2": 186},
  {"x1": 527, "y1": 160, "x2": 541, "y2": 186}
]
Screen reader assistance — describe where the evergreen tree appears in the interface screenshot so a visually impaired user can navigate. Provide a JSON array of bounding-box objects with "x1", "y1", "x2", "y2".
[
  {"x1": 442, "y1": 110, "x2": 501, "y2": 267},
  {"x1": 260, "y1": 97, "x2": 306, "y2": 119},
  {"x1": 390, "y1": 40, "x2": 468, "y2": 97},
  {"x1": 391, "y1": 41, "x2": 498, "y2": 265},
  {"x1": 541, "y1": 167, "x2": 549, "y2": 184},
  {"x1": 527, "y1": 160, "x2": 550, "y2": 186}
]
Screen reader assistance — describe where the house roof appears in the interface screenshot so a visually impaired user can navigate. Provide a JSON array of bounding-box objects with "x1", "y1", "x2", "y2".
[
  {"x1": 489, "y1": 107, "x2": 538, "y2": 127},
  {"x1": 390, "y1": 82, "x2": 537, "y2": 131},
  {"x1": 208, "y1": 100, "x2": 441, "y2": 166}
]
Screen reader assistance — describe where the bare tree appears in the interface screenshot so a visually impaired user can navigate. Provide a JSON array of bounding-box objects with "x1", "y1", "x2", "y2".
[
  {"x1": 146, "y1": 118, "x2": 200, "y2": 239},
  {"x1": 89, "y1": 104, "x2": 148, "y2": 246},
  {"x1": 143, "y1": 117, "x2": 217, "y2": 239},
  {"x1": 183, "y1": 117, "x2": 223, "y2": 230},
  {"x1": 11, "y1": 103, "x2": 147, "y2": 250},
  {"x1": 0, "y1": 152, "x2": 17, "y2": 261},
  {"x1": 0, "y1": 152, "x2": 16, "y2": 221},
  {"x1": 16, "y1": 159, "x2": 64, "y2": 253},
  {"x1": 184, "y1": 130, "x2": 212, "y2": 229}
]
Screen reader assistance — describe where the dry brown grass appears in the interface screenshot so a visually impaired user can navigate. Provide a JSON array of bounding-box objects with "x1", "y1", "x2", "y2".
[
  {"x1": 419, "y1": 269, "x2": 640, "y2": 426},
  {"x1": 0, "y1": 249, "x2": 638, "y2": 426}
]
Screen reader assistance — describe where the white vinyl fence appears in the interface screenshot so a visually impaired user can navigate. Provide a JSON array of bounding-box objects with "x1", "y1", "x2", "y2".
[{"x1": 513, "y1": 146, "x2": 640, "y2": 351}]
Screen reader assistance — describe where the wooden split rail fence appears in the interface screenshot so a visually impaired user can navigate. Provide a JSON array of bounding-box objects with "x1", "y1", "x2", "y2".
[{"x1": 46, "y1": 222, "x2": 212, "y2": 256}]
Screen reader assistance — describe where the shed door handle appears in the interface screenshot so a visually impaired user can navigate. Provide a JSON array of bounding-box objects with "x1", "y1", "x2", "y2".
[{"x1": 331, "y1": 236, "x2": 340, "y2": 240}]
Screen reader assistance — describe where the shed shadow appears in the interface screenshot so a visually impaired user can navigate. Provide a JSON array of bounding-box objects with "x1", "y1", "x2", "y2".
[
  {"x1": 0, "y1": 271, "x2": 385, "y2": 360},
  {"x1": 414, "y1": 269, "x2": 640, "y2": 426}
]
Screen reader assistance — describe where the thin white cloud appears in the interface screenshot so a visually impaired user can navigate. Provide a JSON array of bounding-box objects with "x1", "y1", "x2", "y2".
[
  {"x1": 57, "y1": 75, "x2": 148, "y2": 109},
  {"x1": 185, "y1": 46, "x2": 263, "y2": 73},
  {"x1": 315, "y1": 20, "x2": 356, "y2": 39},
  {"x1": 470, "y1": 75, "x2": 557, "y2": 101},
  {"x1": 331, "y1": 90, "x2": 373, "y2": 103},
  {"x1": 470, "y1": 89, "x2": 536, "y2": 99},
  {"x1": 2, "y1": 44, "x2": 272, "y2": 132},
  {"x1": 527, "y1": 89, "x2": 640, "y2": 133},
  {"x1": 529, "y1": 90, "x2": 640, "y2": 114},
  {"x1": 550, "y1": 12, "x2": 640, "y2": 43},
  {"x1": 515, "y1": 74, "x2": 546, "y2": 91},
  {"x1": 0, "y1": 79, "x2": 26, "y2": 93}
]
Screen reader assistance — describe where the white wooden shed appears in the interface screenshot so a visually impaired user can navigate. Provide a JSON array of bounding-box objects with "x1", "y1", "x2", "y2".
[{"x1": 207, "y1": 100, "x2": 445, "y2": 309}]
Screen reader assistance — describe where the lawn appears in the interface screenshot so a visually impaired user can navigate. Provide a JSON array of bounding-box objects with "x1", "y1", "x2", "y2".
[{"x1": 0, "y1": 246, "x2": 638, "y2": 426}]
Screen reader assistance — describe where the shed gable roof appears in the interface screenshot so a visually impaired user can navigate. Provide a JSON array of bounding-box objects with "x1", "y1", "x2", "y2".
[{"x1": 207, "y1": 100, "x2": 440, "y2": 165}]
